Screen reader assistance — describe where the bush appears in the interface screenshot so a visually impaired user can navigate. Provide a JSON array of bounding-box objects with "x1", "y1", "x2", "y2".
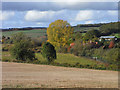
[
  {"x1": 73, "y1": 40, "x2": 84, "y2": 56},
  {"x1": 93, "y1": 48, "x2": 120, "y2": 65},
  {"x1": 10, "y1": 33, "x2": 35, "y2": 61},
  {"x1": 10, "y1": 40, "x2": 35, "y2": 61},
  {"x1": 41, "y1": 42, "x2": 56, "y2": 64},
  {"x1": 114, "y1": 42, "x2": 120, "y2": 48},
  {"x1": 73, "y1": 41, "x2": 95, "y2": 57}
]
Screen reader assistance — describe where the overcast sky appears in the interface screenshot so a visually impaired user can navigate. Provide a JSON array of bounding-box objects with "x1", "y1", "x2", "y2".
[{"x1": 0, "y1": 1, "x2": 119, "y2": 28}]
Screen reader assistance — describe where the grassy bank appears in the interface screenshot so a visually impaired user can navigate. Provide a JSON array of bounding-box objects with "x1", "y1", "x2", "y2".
[{"x1": 2, "y1": 51, "x2": 118, "y2": 71}]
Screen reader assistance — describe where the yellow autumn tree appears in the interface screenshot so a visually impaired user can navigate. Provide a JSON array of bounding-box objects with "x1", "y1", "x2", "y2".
[{"x1": 47, "y1": 20, "x2": 74, "y2": 50}]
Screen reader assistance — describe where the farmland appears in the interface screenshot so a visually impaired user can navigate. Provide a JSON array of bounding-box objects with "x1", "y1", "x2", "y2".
[
  {"x1": 1, "y1": 1, "x2": 120, "y2": 89},
  {"x1": 2, "y1": 21, "x2": 119, "y2": 88},
  {"x1": 2, "y1": 29, "x2": 47, "y2": 38},
  {"x1": 2, "y1": 62, "x2": 118, "y2": 88},
  {"x1": 2, "y1": 26, "x2": 100, "y2": 38}
]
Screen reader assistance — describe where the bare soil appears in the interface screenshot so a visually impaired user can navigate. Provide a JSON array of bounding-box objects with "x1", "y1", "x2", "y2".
[{"x1": 2, "y1": 62, "x2": 118, "y2": 88}]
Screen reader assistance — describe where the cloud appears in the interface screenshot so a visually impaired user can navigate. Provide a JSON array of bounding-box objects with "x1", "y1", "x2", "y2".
[
  {"x1": 24, "y1": 9, "x2": 118, "y2": 24},
  {"x1": 2, "y1": 9, "x2": 118, "y2": 28},
  {"x1": 24, "y1": 10, "x2": 76, "y2": 22},
  {"x1": 75, "y1": 10, "x2": 93, "y2": 21},
  {"x1": 0, "y1": 11, "x2": 15, "y2": 20},
  {"x1": 2, "y1": 2, "x2": 118, "y2": 11},
  {"x1": 25, "y1": 10, "x2": 55, "y2": 22},
  {"x1": 85, "y1": 20, "x2": 94, "y2": 24},
  {"x1": 108, "y1": 10, "x2": 118, "y2": 16}
]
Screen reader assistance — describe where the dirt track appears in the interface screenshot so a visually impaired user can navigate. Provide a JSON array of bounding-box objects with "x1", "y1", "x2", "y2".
[{"x1": 2, "y1": 62, "x2": 118, "y2": 88}]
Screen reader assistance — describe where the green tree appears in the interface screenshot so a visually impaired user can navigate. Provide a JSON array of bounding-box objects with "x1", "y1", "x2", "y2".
[
  {"x1": 100, "y1": 22, "x2": 120, "y2": 35},
  {"x1": 84, "y1": 30, "x2": 100, "y2": 41},
  {"x1": 41, "y1": 42, "x2": 56, "y2": 63},
  {"x1": 10, "y1": 33, "x2": 35, "y2": 61},
  {"x1": 73, "y1": 32, "x2": 83, "y2": 41},
  {"x1": 47, "y1": 20, "x2": 74, "y2": 49}
]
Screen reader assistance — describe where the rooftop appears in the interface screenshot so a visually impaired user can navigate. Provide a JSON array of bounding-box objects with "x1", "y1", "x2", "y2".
[{"x1": 100, "y1": 36, "x2": 116, "y2": 38}]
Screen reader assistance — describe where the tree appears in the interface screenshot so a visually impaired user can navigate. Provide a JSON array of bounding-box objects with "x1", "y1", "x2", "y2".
[
  {"x1": 100, "y1": 22, "x2": 120, "y2": 35},
  {"x1": 11, "y1": 32, "x2": 31, "y2": 43},
  {"x1": 73, "y1": 32, "x2": 83, "y2": 41},
  {"x1": 84, "y1": 30, "x2": 100, "y2": 41},
  {"x1": 10, "y1": 33, "x2": 35, "y2": 61},
  {"x1": 41, "y1": 42, "x2": 56, "y2": 63},
  {"x1": 47, "y1": 20, "x2": 74, "y2": 49}
]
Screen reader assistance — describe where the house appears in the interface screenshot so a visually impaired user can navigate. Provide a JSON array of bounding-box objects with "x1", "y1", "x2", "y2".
[{"x1": 99, "y1": 36, "x2": 117, "y2": 41}]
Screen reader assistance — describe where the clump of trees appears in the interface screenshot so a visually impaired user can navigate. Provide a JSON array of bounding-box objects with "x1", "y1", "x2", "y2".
[
  {"x1": 100, "y1": 22, "x2": 120, "y2": 35},
  {"x1": 72, "y1": 38, "x2": 120, "y2": 65},
  {"x1": 47, "y1": 19, "x2": 74, "y2": 50},
  {"x1": 41, "y1": 42, "x2": 56, "y2": 64},
  {"x1": 83, "y1": 30, "x2": 100, "y2": 41},
  {"x1": 10, "y1": 33, "x2": 35, "y2": 61}
]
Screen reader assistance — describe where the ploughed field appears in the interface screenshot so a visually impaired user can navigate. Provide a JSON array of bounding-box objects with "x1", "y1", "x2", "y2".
[
  {"x1": 2, "y1": 29, "x2": 47, "y2": 38},
  {"x1": 2, "y1": 62, "x2": 118, "y2": 88}
]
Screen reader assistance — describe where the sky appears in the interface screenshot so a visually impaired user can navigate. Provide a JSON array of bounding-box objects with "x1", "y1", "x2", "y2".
[{"x1": 0, "y1": 0, "x2": 119, "y2": 29}]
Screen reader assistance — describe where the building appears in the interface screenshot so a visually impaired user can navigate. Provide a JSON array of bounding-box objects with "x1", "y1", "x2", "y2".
[{"x1": 99, "y1": 36, "x2": 117, "y2": 41}]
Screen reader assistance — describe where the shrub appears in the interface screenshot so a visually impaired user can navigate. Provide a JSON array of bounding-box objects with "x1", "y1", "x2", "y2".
[
  {"x1": 10, "y1": 40, "x2": 35, "y2": 61},
  {"x1": 73, "y1": 40, "x2": 84, "y2": 56},
  {"x1": 10, "y1": 33, "x2": 35, "y2": 61},
  {"x1": 41, "y1": 42, "x2": 56, "y2": 64},
  {"x1": 114, "y1": 42, "x2": 120, "y2": 48}
]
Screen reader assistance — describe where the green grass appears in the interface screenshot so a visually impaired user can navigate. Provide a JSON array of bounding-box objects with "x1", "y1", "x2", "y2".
[
  {"x1": 3, "y1": 51, "x2": 98, "y2": 66},
  {"x1": 114, "y1": 33, "x2": 120, "y2": 38},
  {"x1": 82, "y1": 33, "x2": 86, "y2": 36},
  {"x1": 2, "y1": 29, "x2": 47, "y2": 38},
  {"x1": 3, "y1": 51, "x2": 118, "y2": 70},
  {"x1": 35, "y1": 53, "x2": 99, "y2": 66},
  {"x1": 2, "y1": 51, "x2": 16, "y2": 62}
]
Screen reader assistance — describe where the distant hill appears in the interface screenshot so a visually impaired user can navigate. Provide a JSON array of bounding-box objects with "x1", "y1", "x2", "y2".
[{"x1": 2, "y1": 27, "x2": 47, "y2": 32}]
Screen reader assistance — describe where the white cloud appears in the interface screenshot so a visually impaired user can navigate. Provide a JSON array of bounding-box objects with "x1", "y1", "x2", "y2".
[
  {"x1": 108, "y1": 10, "x2": 118, "y2": 16},
  {"x1": 24, "y1": 10, "x2": 118, "y2": 27},
  {"x1": 25, "y1": 10, "x2": 73, "y2": 22},
  {"x1": 25, "y1": 10, "x2": 55, "y2": 22},
  {"x1": 75, "y1": 10, "x2": 118, "y2": 22},
  {"x1": 75, "y1": 10, "x2": 93, "y2": 21},
  {"x1": 85, "y1": 20, "x2": 94, "y2": 24},
  {"x1": 0, "y1": 11, "x2": 15, "y2": 21}
]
